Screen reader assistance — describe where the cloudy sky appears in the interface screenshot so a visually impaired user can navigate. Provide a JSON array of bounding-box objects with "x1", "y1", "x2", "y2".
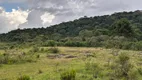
[{"x1": 0, "y1": 0, "x2": 142, "y2": 33}]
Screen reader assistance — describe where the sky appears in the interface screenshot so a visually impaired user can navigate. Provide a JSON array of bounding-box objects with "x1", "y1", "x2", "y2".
[{"x1": 0, "y1": 0, "x2": 142, "y2": 33}]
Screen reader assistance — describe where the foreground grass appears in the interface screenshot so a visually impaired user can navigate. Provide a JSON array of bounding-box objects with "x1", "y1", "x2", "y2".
[{"x1": 0, "y1": 47, "x2": 142, "y2": 80}]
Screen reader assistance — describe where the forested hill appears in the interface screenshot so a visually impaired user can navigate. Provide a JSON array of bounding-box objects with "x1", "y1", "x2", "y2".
[{"x1": 0, "y1": 10, "x2": 142, "y2": 50}]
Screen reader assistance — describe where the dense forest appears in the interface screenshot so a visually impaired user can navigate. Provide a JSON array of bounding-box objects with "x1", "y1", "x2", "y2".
[{"x1": 0, "y1": 10, "x2": 142, "y2": 50}]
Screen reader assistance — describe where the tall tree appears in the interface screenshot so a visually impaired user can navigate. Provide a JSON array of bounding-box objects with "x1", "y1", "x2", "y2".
[{"x1": 111, "y1": 18, "x2": 133, "y2": 37}]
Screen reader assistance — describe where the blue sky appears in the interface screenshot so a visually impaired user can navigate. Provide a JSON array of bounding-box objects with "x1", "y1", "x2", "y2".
[
  {"x1": 0, "y1": 3, "x2": 19, "y2": 12},
  {"x1": 0, "y1": 2, "x2": 28, "y2": 12},
  {"x1": 0, "y1": 0, "x2": 142, "y2": 33}
]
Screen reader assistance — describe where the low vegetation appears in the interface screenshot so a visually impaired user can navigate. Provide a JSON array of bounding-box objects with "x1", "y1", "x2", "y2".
[
  {"x1": 17, "y1": 75, "x2": 30, "y2": 80},
  {"x1": 60, "y1": 69, "x2": 76, "y2": 80},
  {"x1": 0, "y1": 50, "x2": 36, "y2": 65},
  {"x1": 48, "y1": 47, "x2": 60, "y2": 53},
  {"x1": 0, "y1": 47, "x2": 141, "y2": 80}
]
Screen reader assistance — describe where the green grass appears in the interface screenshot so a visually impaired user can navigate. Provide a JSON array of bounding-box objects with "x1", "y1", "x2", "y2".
[{"x1": 0, "y1": 47, "x2": 142, "y2": 80}]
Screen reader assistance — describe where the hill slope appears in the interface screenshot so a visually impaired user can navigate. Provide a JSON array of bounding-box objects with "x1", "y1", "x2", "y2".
[{"x1": 0, "y1": 10, "x2": 142, "y2": 50}]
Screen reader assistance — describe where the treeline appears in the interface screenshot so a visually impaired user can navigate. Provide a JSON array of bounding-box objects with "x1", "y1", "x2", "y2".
[{"x1": 0, "y1": 10, "x2": 142, "y2": 50}]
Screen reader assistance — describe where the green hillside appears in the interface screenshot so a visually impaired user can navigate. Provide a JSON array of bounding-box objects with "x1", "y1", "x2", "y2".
[{"x1": 0, "y1": 10, "x2": 142, "y2": 50}]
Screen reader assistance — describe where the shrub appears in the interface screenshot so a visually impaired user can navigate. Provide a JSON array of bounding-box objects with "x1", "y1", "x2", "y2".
[
  {"x1": 38, "y1": 69, "x2": 43, "y2": 74},
  {"x1": 133, "y1": 41, "x2": 142, "y2": 50},
  {"x1": 60, "y1": 69, "x2": 76, "y2": 80},
  {"x1": 40, "y1": 48, "x2": 45, "y2": 52},
  {"x1": 48, "y1": 47, "x2": 60, "y2": 53},
  {"x1": 128, "y1": 69, "x2": 139, "y2": 80},
  {"x1": 36, "y1": 54, "x2": 40, "y2": 58},
  {"x1": 110, "y1": 53, "x2": 134, "y2": 80},
  {"x1": 17, "y1": 75, "x2": 30, "y2": 80},
  {"x1": 0, "y1": 54, "x2": 9, "y2": 64},
  {"x1": 138, "y1": 68, "x2": 142, "y2": 75},
  {"x1": 118, "y1": 53, "x2": 130, "y2": 65},
  {"x1": 0, "y1": 64, "x2": 2, "y2": 67},
  {"x1": 46, "y1": 40, "x2": 56, "y2": 47},
  {"x1": 0, "y1": 51, "x2": 36, "y2": 65},
  {"x1": 32, "y1": 46, "x2": 39, "y2": 53},
  {"x1": 85, "y1": 61, "x2": 101, "y2": 78},
  {"x1": 65, "y1": 41, "x2": 87, "y2": 47}
]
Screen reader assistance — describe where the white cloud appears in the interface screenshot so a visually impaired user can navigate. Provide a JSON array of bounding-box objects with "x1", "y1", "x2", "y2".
[
  {"x1": 18, "y1": 9, "x2": 55, "y2": 29},
  {"x1": 0, "y1": 7, "x2": 29, "y2": 33},
  {"x1": 41, "y1": 12, "x2": 55, "y2": 25}
]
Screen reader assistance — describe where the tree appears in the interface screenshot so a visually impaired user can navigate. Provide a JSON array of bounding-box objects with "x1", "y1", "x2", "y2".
[
  {"x1": 79, "y1": 29, "x2": 93, "y2": 41},
  {"x1": 51, "y1": 33, "x2": 62, "y2": 41},
  {"x1": 111, "y1": 18, "x2": 133, "y2": 37}
]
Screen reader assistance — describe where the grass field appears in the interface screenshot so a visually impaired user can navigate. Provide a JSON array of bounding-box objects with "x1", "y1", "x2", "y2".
[{"x1": 0, "y1": 47, "x2": 142, "y2": 80}]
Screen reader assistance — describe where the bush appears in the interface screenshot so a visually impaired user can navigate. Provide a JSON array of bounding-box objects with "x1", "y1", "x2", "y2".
[
  {"x1": 31, "y1": 46, "x2": 39, "y2": 53},
  {"x1": 17, "y1": 75, "x2": 30, "y2": 80},
  {"x1": 128, "y1": 69, "x2": 139, "y2": 80},
  {"x1": 133, "y1": 41, "x2": 142, "y2": 50},
  {"x1": 65, "y1": 41, "x2": 87, "y2": 47},
  {"x1": 60, "y1": 69, "x2": 76, "y2": 80},
  {"x1": 110, "y1": 53, "x2": 134, "y2": 80},
  {"x1": 38, "y1": 69, "x2": 43, "y2": 74},
  {"x1": 44, "y1": 40, "x2": 56, "y2": 47},
  {"x1": 0, "y1": 54, "x2": 9, "y2": 64},
  {"x1": 40, "y1": 48, "x2": 45, "y2": 52},
  {"x1": 0, "y1": 64, "x2": 2, "y2": 67},
  {"x1": 0, "y1": 51, "x2": 36, "y2": 65},
  {"x1": 36, "y1": 54, "x2": 40, "y2": 58},
  {"x1": 138, "y1": 68, "x2": 142, "y2": 75},
  {"x1": 122, "y1": 41, "x2": 142, "y2": 50},
  {"x1": 48, "y1": 47, "x2": 60, "y2": 53},
  {"x1": 85, "y1": 61, "x2": 101, "y2": 78}
]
